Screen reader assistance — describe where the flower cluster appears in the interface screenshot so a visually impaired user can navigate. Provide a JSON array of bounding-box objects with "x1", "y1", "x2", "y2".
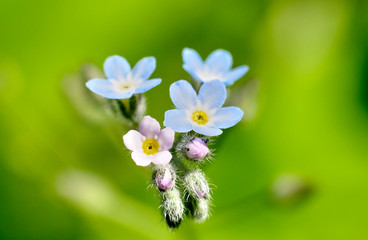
[{"x1": 85, "y1": 48, "x2": 248, "y2": 228}]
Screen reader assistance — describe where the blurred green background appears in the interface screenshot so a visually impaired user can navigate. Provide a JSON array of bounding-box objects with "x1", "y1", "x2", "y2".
[{"x1": 1, "y1": 0, "x2": 368, "y2": 239}]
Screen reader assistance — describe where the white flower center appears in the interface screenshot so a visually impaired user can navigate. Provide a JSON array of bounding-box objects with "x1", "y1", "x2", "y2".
[
  {"x1": 196, "y1": 66, "x2": 223, "y2": 82},
  {"x1": 110, "y1": 72, "x2": 140, "y2": 93},
  {"x1": 119, "y1": 83, "x2": 132, "y2": 92}
]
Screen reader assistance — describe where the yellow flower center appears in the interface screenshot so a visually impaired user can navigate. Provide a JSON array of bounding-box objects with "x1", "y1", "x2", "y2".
[
  {"x1": 192, "y1": 110, "x2": 209, "y2": 125},
  {"x1": 142, "y1": 138, "x2": 159, "y2": 155}
]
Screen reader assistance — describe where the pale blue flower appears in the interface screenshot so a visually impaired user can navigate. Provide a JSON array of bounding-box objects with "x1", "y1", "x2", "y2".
[
  {"x1": 164, "y1": 80, "x2": 243, "y2": 136},
  {"x1": 182, "y1": 48, "x2": 249, "y2": 86},
  {"x1": 86, "y1": 55, "x2": 161, "y2": 99}
]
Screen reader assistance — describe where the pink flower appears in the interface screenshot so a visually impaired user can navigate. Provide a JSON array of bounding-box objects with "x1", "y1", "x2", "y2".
[
  {"x1": 123, "y1": 116, "x2": 175, "y2": 166},
  {"x1": 186, "y1": 138, "x2": 210, "y2": 160}
]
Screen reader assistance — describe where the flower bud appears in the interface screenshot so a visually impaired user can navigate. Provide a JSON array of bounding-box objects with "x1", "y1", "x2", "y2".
[
  {"x1": 155, "y1": 169, "x2": 173, "y2": 191},
  {"x1": 176, "y1": 134, "x2": 212, "y2": 162},
  {"x1": 162, "y1": 187, "x2": 184, "y2": 228},
  {"x1": 186, "y1": 138, "x2": 210, "y2": 160},
  {"x1": 193, "y1": 198, "x2": 210, "y2": 223},
  {"x1": 195, "y1": 185, "x2": 208, "y2": 198},
  {"x1": 152, "y1": 164, "x2": 175, "y2": 192},
  {"x1": 183, "y1": 170, "x2": 210, "y2": 200}
]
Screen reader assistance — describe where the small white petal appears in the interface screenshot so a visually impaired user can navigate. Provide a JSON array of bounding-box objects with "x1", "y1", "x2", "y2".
[
  {"x1": 131, "y1": 152, "x2": 152, "y2": 166},
  {"x1": 151, "y1": 151, "x2": 172, "y2": 165},
  {"x1": 123, "y1": 130, "x2": 144, "y2": 152}
]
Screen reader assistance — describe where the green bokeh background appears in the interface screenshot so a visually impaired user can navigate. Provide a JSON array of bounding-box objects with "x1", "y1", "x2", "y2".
[{"x1": 1, "y1": 0, "x2": 368, "y2": 239}]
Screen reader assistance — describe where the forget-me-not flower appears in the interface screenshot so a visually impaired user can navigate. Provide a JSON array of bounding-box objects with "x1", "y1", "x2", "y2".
[
  {"x1": 182, "y1": 48, "x2": 249, "y2": 86},
  {"x1": 123, "y1": 116, "x2": 175, "y2": 166},
  {"x1": 164, "y1": 80, "x2": 243, "y2": 136},
  {"x1": 86, "y1": 55, "x2": 161, "y2": 99}
]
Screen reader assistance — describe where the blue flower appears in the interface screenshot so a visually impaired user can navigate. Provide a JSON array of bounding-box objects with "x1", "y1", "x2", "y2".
[
  {"x1": 86, "y1": 55, "x2": 161, "y2": 99},
  {"x1": 164, "y1": 80, "x2": 243, "y2": 136},
  {"x1": 182, "y1": 48, "x2": 249, "y2": 86}
]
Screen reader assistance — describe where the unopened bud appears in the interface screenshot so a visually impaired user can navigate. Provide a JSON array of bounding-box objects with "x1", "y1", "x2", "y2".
[
  {"x1": 186, "y1": 138, "x2": 210, "y2": 160},
  {"x1": 156, "y1": 169, "x2": 173, "y2": 191},
  {"x1": 176, "y1": 135, "x2": 211, "y2": 162},
  {"x1": 162, "y1": 187, "x2": 184, "y2": 228},
  {"x1": 193, "y1": 198, "x2": 210, "y2": 223},
  {"x1": 152, "y1": 164, "x2": 175, "y2": 192},
  {"x1": 183, "y1": 170, "x2": 210, "y2": 200},
  {"x1": 195, "y1": 186, "x2": 208, "y2": 198}
]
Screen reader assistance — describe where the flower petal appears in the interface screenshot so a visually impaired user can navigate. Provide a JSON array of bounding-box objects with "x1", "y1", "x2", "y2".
[
  {"x1": 123, "y1": 130, "x2": 144, "y2": 152},
  {"x1": 151, "y1": 151, "x2": 172, "y2": 165},
  {"x1": 193, "y1": 125, "x2": 222, "y2": 136},
  {"x1": 183, "y1": 65, "x2": 203, "y2": 82},
  {"x1": 164, "y1": 109, "x2": 192, "y2": 133},
  {"x1": 198, "y1": 80, "x2": 226, "y2": 109},
  {"x1": 182, "y1": 48, "x2": 203, "y2": 71},
  {"x1": 139, "y1": 116, "x2": 161, "y2": 138},
  {"x1": 86, "y1": 79, "x2": 133, "y2": 99},
  {"x1": 212, "y1": 107, "x2": 244, "y2": 128},
  {"x1": 158, "y1": 127, "x2": 175, "y2": 150},
  {"x1": 104, "y1": 55, "x2": 131, "y2": 79},
  {"x1": 131, "y1": 151, "x2": 152, "y2": 166},
  {"x1": 132, "y1": 57, "x2": 156, "y2": 80},
  {"x1": 222, "y1": 65, "x2": 249, "y2": 86},
  {"x1": 86, "y1": 78, "x2": 112, "y2": 93},
  {"x1": 169, "y1": 80, "x2": 197, "y2": 109},
  {"x1": 133, "y1": 78, "x2": 161, "y2": 94},
  {"x1": 205, "y1": 49, "x2": 232, "y2": 72}
]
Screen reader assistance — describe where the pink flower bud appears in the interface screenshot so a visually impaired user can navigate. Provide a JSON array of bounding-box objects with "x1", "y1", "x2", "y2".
[
  {"x1": 155, "y1": 170, "x2": 173, "y2": 191},
  {"x1": 186, "y1": 138, "x2": 209, "y2": 160},
  {"x1": 183, "y1": 170, "x2": 210, "y2": 200},
  {"x1": 195, "y1": 186, "x2": 209, "y2": 198}
]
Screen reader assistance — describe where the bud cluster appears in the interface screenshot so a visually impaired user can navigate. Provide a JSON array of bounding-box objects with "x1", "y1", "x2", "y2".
[{"x1": 149, "y1": 136, "x2": 213, "y2": 228}]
